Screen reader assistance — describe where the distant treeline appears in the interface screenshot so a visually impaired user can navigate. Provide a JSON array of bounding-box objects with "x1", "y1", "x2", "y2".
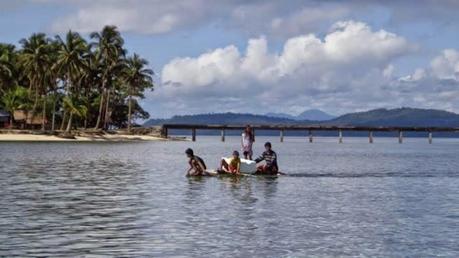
[{"x1": 145, "y1": 108, "x2": 459, "y2": 128}]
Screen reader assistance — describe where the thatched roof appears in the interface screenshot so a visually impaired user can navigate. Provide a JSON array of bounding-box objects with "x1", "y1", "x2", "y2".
[{"x1": 13, "y1": 110, "x2": 45, "y2": 125}]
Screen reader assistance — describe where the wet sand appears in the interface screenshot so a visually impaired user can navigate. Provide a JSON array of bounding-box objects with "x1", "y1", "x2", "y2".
[{"x1": 0, "y1": 133, "x2": 167, "y2": 142}]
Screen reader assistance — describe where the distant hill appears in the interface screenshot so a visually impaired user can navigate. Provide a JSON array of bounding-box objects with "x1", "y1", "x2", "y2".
[
  {"x1": 326, "y1": 108, "x2": 459, "y2": 127},
  {"x1": 143, "y1": 113, "x2": 310, "y2": 126},
  {"x1": 264, "y1": 112, "x2": 297, "y2": 120},
  {"x1": 144, "y1": 108, "x2": 459, "y2": 127},
  {"x1": 298, "y1": 109, "x2": 336, "y2": 121},
  {"x1": 266, "y1": 109, "x2": 335, "y2": 121}
]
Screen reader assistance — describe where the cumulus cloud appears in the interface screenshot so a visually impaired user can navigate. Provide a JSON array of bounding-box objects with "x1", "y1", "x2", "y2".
[
  {"x1": 163, "y1": 21, "x2": 412, "y2": 86},
  {"x1": 50, "y1": 0, "x2": 215, "y2": 34},
  {"x1": 49, "y1": 0, "x2": 350, "y2": 35},
  {"x1": 393, "y1": 49, "x2": 459, "y2": 111},
  {"x1": 152, "y1": 21, "x2": 418, "y2": 116},
  {"x1": 430, "y1": 49, "x2": 459, "y2": 80},
  {"x1": 46, "y1": 0, "x2": 459, "y2": 38},
  {"x1": 229, "y1": 2, "x2": 350, "y2": 38},
  {"x1": 401, "y1": 49, "x2": 459, "y2": 82}
]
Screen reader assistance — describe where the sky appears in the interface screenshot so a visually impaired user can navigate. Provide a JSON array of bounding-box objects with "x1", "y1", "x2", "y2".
[{"x1": 1, "y1": 0, "x2": 459, "y2": 118}]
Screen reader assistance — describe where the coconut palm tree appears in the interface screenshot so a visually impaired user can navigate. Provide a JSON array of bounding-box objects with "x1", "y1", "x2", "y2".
[
  {"x1": 54, "y1": 31, "x2": 88, "y2": 93},
  {"x1": 0, "y1": 44, "x2": 18, "y2": 92},
  {"x1": 54, "y1": 31, "x2": 88, "y2": 131},
  {"x1": 63, "y1": 95, "x2": 87, "y2": 134},
  {"x1": 1, "y1": 27, "x2": 154, "y2": 132},
  {"x1": 78, "y1": 51, "x2": 101, "y2": 128},
  {"x1": 123, "y1": 53, "x2": 154, "y2": 132},
  {"x1": 19, "y1": 33, "x2": 54, "y2": 129},
  {"x1": 47, "y1": 39, "x2": 62, "y2": 131},
  {"x1": 90, "y1": 25, "x2": 126, "y2": 130}
]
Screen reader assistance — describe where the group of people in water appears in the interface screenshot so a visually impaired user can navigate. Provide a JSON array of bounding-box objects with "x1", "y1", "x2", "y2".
[{"x1": 185, "y1": 125, "x2": 279, "y2": 176}]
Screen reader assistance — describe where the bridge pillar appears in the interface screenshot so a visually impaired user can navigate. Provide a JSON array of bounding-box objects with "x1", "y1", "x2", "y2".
[
  {"x1": 308, "y1": 130, "x2": 313, "y2": 143},
  {"x1": 398, "y1": 130, "x2": 403, "y2": 144},
  {"x1": 339, "y1": 129, "x2": 343, "y2": 144},
  {"x1": 161, "y1": 127, "x2": 168, "y2": 138},
  {"x1": 221, "y1": 129, "x2": 225, "y2": 142},
  {"x1": 369, "y1": 131, "x2": 373, "y2": 144},
  {"x1": 192, "y1": 128, "x2": 196, "y2": 142},
  {"x1": 280, "y1": 129, "x2": 284, "y2": 142},
  {"x1": 428, "y1": 132, "x2": 432, "y2": 144}
]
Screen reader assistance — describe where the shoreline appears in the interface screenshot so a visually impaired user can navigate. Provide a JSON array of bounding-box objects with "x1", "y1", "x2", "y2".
[{"x1": 0, "y1": 132, "x2": 175, "y2": 142}]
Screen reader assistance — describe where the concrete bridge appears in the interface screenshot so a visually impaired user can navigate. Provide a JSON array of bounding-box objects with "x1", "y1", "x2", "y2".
[{"x1": 161, "y1": 124, "x2": 459, "y2": 144}]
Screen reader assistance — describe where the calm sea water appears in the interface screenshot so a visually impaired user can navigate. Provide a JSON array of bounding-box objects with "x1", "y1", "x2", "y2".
[{"x1": 0, "y1": 136, "x2": 458, "y2": 257}]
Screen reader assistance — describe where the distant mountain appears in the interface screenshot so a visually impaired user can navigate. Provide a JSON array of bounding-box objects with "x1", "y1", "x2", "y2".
[
  {"x1": 266, "y1": 109, "x2": 335, "y2": 121},
  {"x1": 264, "y1": 112, "x2": 297, "y2": 120},
  {"x1": 143, "y1": 112, "x2": 309, "y2": 126},
  {"x1": 144, "y1": 108, "x2": 459, "y2": 128},
  {"x1": 326, "y1": 108, "x2": 459, "y2": 127},
  {"x1": 297, "y1": 109, "x2": 336, "y2": 121}
]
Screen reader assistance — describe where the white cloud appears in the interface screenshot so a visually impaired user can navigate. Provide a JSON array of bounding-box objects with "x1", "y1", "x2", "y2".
[
  {"x1": 154, "y1": 21, "x2": 417, "y2": 116},
  {"x1": 162, "y1": 45, "x2": 241, "y2": 88},
  {"x1": 45, "y1": 0, "x2": 459, "y2": 37},
  {"x1": 430, "y1": 49, "x2": 459, "y2": 80},
  {"x1": 49, "y1": 0, "x2": 350, "y2": 36},
  {"x1": 162, "y1": 21, "x2": 412, "y2": 87},
  {"x1": 50, "y1": 0, "x2": 217, "y2": 34},
  {"x1": 401, "y1": 49, "x2": 459, "y2": 83},
  {"x1": 392, "y1": 49, "x2": 459, "y2": 112}
]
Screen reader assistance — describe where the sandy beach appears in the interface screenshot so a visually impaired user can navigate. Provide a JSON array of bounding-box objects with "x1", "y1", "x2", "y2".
[{"x1": 0, "y1": 133, "x2": 167, "y2": 142}]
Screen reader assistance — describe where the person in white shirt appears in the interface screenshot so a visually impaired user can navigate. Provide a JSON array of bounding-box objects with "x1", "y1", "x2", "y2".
[{"x1": 241, "y1": 125, "x2": 254, "y2": 160}]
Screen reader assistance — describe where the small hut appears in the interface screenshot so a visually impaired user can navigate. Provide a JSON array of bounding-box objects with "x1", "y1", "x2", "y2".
[{"x1": 13, "y1": 110, "x2": 46, "y2": 129}]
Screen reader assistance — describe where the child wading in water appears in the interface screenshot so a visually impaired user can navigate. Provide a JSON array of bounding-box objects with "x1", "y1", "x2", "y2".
[
  {"x1": 185, "y1": 148, "x2": 207, "y2": 176},
  {"x1": 220, "y1": 151, "x2": 241, "y2": 174}
]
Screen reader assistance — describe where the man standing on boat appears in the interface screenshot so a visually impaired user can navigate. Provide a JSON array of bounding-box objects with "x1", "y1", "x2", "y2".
[
  {"x1": 254, "y1": 142, "x2": 278, "y2": 174},
  {"x1": 185, "y1": 148, "x2": 207, "y2": 176}
]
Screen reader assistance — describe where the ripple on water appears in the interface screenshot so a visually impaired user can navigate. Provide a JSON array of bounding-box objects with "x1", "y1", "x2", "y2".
[{"x1": 0, "y1": 138, "x2": 458, "y2": 257}]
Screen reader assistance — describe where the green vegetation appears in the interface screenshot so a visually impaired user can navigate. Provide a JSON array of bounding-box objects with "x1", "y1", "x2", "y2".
[{"x1": 0, "y1": 26, "x2": 154, "y2": 133}]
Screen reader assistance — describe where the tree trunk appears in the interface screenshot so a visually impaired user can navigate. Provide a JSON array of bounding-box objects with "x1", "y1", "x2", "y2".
[
  {"x1": 94, "y1": 88, "x2": 105, "y2": 129},
  {"x1": 65, "y1": 112, "x2": 73, "y2": 134},
  {"x1": 9, "y1": 115, "x2": 13, "y2": 129},
  {"x1": 60, "y1": 111, "x2": 67, "y2": 131},
  {"x1": 84, "y1": 92, "x2": 89, "y2": 129},
  {"x1": 41, "y1": 96, "x2": 46, "y2": 131},
  {"x1": 51, "y1": 94, "x2": 56, "y2": 131},
  {"x1": 128, "y1": 94, "x2": 132, "y2": 133},
  {"x1": 31, "y1": 91, "x2": 39, "y2": 121},
  {"x1": 104, "y1": 89, "x2": 111, "y2": 130}
]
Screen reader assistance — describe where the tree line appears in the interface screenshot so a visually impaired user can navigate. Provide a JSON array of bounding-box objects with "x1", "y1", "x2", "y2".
[{"x1": 0, "y1": 25, "x2": 154, "y2": 133}]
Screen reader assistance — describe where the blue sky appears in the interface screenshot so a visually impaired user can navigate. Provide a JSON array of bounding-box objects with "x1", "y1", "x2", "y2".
[{"x1": 2, "y1": 0, "x2": 459, "y2": 118}]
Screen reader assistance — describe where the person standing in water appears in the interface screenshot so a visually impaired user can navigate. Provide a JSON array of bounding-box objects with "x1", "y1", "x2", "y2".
[
  {"x1": 241, "y1": 125, "x2": 254, "y2": 160},
  {"x1": 185, "y1": 148, "x2": 207, "y2": 176}
]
